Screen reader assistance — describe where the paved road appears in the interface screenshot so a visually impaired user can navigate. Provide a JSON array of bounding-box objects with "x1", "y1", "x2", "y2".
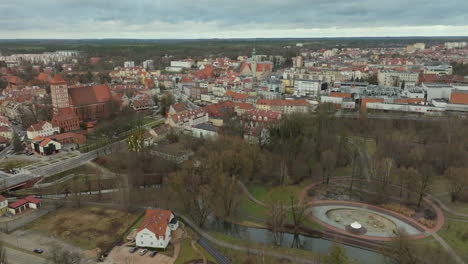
[
  {"x1": 335, "y1": 112, "x2": 460, "y2": 121},
  {"x1": 5, "y1": 246, "x2": 46, "y2": 264},
  {"x1": 0, "y1": 140, "x2": 126, "y2": 191}
]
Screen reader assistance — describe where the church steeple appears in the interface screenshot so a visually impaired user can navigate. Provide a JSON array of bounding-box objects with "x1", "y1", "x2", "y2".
[{"x1": 252, "y1": 48, "x2": 257, "y2": 61}]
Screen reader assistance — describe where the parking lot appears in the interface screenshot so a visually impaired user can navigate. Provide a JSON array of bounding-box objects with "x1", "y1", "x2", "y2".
[{"x1": 104, "y1": 244, "x2": 175, "y2": 264}]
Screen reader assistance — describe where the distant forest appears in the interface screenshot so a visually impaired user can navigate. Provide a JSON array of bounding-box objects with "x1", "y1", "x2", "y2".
[
  {"x1": 1, "y1": 37, "x2": 468, "y2": 61},
  {"x1": 1, "y1": 37, "x2": 468, "y2": 73}
]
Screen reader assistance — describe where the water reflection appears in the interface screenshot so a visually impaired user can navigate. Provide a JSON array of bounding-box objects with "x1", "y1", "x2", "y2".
[{"x1": 203, "y1": 215, "x2": 389, "y2": 264}]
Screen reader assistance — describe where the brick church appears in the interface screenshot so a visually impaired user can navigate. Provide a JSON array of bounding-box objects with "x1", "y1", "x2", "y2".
[{"x1": 50, "y1": 74, "x2": 113, "y2": 131}]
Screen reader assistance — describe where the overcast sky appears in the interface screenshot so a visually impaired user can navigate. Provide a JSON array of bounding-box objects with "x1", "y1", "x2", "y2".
[{"x1": 1, "y1": 0, "x2": 467, "y2": 39}]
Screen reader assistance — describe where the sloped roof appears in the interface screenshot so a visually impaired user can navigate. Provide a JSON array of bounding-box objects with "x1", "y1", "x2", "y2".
[
  {"x1": 256, "y1": 99, "x2": 310, "y2": 107},
  {"x1": 37, "y1": 73, "x2": 51, "y2": 81},
  {"x1": 68, "y1": 84, "x2": 111, "y2": 106},
  {"x1": 137, "y1": 209, "x2": 172, "y2": 239},
  {"x1": 49, "y1": 74, "x2": 67, "y2": 85}
]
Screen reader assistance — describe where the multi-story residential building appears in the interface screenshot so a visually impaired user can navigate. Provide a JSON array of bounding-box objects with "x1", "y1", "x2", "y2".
[
  {"x1": 166, "y1": 109, "x2": 209, "y2": 129},
  {"x1": 26, "y1": 121, "x2": 60, "y2": 139},
  {"x1": 377, "y1": 70, "x2": 419, "y2": 88},
  {"x1": 256, "y1": 99, "x2": 310, "y2": 114},
  {"x1": 293, "y1": 79, "x2": 321, "y2": 97},
  {"x1": 142, "y1": 60, "x2": 154, "y2": 70},
  {"x1": 124, "y1": 61, "x2": 135, "y2": 67},
  {"x1": 424, "y1": 65, "x2": 453, "y2": 75},
  {"x1": 136, "y1": 209, "x2": 179, "y2": 249},
  {"x1": 170, "y1": 60, "x2": 194, "y2": 68}
]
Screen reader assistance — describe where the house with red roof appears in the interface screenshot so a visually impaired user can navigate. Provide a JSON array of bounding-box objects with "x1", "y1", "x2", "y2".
[
  {"x1": 136, "y1": 209, "x2": 179, "y2": 249},
  {"x1": 31, "y1": 136, "x2": 61, "y2": 156},
  {"x1": 168, "y1": 103, "x2": 189, "y2": 116},
  {"x1": 26, "y1": 121, "x2": 60, "y2": 139},
  {"x1": 7, "y1": 196, "x2": 41, "y2": 215},
  {"x1": 167, "y1": 109, "x2": 209, "y2": 129},
  {"x1": 241, "y1": 109, "x2": 282, "y2": 142},
  {"x1": 256, "y1": 99, "x2": 310, "y2": 114}
]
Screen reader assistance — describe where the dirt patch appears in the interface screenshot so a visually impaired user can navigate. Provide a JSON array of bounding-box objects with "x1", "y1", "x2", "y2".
[{"x1": 27, "y1": 206, "x2": 141, "y2": 250}]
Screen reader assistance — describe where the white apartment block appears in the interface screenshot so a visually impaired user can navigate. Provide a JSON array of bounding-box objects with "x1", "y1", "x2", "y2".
[
  {"x1": 378, "y1": 70, "x2": 419, "y2": 88},
  {"x1": 293, "y1": 79, "x2": 321, "y2": 97}
]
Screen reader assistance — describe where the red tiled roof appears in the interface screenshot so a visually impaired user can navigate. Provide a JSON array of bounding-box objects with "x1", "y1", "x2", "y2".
[
  {"x1": 225, "y1": 90, "x2": 248, "y2": 100},
  {"x1": 137, "y1": 209, "x2": 172, "y2": 239},
  {"x1": 256, "y1": 99, "x2": 310, "y2": 107},
  {"x1": 49, "y1": 74, "x2": 67, "y2": 85},
  {"x1": 27, "y1": 121, "x2": 56, "y2": 132},
  {"x1": 37, "y1": 73, "x2": 50, "y2": 81},
  {"x1": 47, "y1": 132, "x2": 85, "y2": 143},
  {"x1": 171, "y1": 108, "x2": 207, "y2": 122},
  {"x1": 450, "y1": 91, "x2": 468, "y2": 105},
  {"x1": 170, "y1": 103, "x2": 188, "y2": 113},
  {"x1": 52, "y1": 107, "x2": 79, "y2": 123},
  {"x1": 0, "y1": 195, "x2": 6, "y2": 202},
  {"x1": 244, "y1": 109, "x2": 282, "y2": 121},
  {"x1": 9, "y1": 199, "x2": 28, "y2": 209},
  {"x1": 234, "y1": 102, "x2": 255, "y2": 110},
  {"x1": 330, "y1": 92, "x2": 352, "y2": 98},
  {"x1": 7, "y1": 76, "x2": 24, "y2": 84},
  {"x1": 39, "y1": 138, "x2": 52, "y2": 147},
  {"x1": 68, "y1": 84, "x2": 111, "y2": 106},
  {"x1": 24, "y1": 196, "x2": 41, "y2": 204}
]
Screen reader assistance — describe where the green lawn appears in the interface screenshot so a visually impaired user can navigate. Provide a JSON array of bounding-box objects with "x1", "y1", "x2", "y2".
[
  {"x1": 437, "y1": 219, "x2": 468, "y2": 261},
  {"x1": 0, "y1": 159, "x2": 37, "y2": 171},
  {"x1": 246, "y1": 180, "x2": 313, "y2": 205}
]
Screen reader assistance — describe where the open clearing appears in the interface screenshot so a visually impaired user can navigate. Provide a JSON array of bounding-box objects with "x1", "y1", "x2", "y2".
[{"x1": 25, "y1": 206, "x2": 141, "y2": 251}]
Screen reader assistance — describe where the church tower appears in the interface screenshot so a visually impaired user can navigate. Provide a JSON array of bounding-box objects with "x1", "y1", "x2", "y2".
[
  {"x1": 251, "y1": 48, "x2": 258, "y2": 79},
  {"x1": 49, "y1": 74, "x2": 70, "y2": 113}
]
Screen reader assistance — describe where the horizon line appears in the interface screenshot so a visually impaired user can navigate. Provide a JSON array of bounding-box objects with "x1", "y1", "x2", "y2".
[{"x1": 1, "y1": 36, "x2": 468, "y2": 41}]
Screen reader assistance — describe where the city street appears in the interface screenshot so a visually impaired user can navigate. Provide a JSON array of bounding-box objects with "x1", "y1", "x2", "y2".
[{"x1": 4, "y1": 246, "x2": 46, "y2": 264}]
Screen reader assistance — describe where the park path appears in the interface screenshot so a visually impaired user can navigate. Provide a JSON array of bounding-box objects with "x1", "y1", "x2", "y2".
[{"x1": 299, "y1": 178, "x2": 466, "y2": 264}]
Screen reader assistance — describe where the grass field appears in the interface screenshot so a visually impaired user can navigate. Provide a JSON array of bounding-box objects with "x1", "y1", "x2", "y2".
[
  {"x1": 0, "y1": 159, "x2": 36, "y2": 171},
  {"x1": 40, "y1": 163, "x2": 97, "y2": 184},
  {"x1": 246, "y1": 180, "x2": 313, "y2": 205},
  {"x1": 25, "y1": 206, "x2": 141, "y2": 250},
  {"x1": 437, "y1": 219, "x2": 468, "y2": 261}
]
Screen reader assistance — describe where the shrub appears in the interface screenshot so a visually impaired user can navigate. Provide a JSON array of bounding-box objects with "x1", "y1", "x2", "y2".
[
  {"x1": 461, "y1": 231, "x2": 468, "y2": 242},
  {"x1": 382, "y1": 203, "x2": 415, "y2": 217},
  {"x1": 418, "y1": 218, "x2": 436, "y2": 228}
]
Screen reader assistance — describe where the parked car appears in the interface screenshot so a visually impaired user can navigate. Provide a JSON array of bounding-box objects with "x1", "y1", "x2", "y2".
[
  {"x1": 129, "y1": 247, "x2": 138, "y2": 253},
  {"x1": 149, "y1": 251, "x2": 158, "y2": 257},
  {"x1": 33, "y1": 248, "x2": 44, "y2": 254},
  {"x1": 139, "y1": 249, "x2": 148, "y2": 256}
]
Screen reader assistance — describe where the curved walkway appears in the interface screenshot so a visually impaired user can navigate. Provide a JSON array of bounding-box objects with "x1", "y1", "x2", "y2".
[
  {"x1": 307, "y1": 200, "x2": 426, "y2": 241},
  {"x1": 300, "y1": 178, "x2": 465, "y2": 264}
]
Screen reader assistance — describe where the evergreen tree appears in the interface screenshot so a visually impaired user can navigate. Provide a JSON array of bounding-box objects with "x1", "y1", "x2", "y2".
[{"x1": 12, "y1": 133, "x2": 24, "y2": 153}]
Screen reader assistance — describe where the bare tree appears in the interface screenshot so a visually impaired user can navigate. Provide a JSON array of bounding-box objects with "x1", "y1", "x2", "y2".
[
  {"x1": 290, "y1": 195, "x2": 308, "y2": 248},
  {"x1": 267, "y1": 201, "x2": 286, "y2": 246},
  {"x1": 48, "y1": 242, "x2": 82, "y2": 264},
  {"x1": 444, "y1": 167, "x2": 468, "y2": 202},
  {"x1": 380, "y1": 229, "x2": 420, "y2": 264}
]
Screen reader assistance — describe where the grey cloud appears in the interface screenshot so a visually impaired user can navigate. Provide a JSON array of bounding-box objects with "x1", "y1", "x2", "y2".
[{"x1": 0, "y1": 0, "x2": 467, "y2": 38}]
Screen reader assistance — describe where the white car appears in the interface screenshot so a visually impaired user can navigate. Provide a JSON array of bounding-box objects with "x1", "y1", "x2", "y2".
[{"x1": 139, "y1": 249, "x2": 148, "y2": 256}]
